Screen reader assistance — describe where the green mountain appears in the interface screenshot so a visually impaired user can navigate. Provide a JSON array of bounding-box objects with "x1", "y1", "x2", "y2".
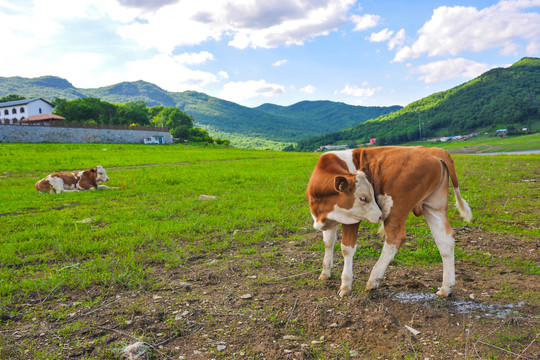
[
  {"x1": 297, "y1": 57, "x2": 540, "y2": 151},
  {"x1": 254, "y1": 101, "x2": 401, "y2": 137},
  {"x1": 0, "y1": 76, "x2": 400, "y2": 149}
]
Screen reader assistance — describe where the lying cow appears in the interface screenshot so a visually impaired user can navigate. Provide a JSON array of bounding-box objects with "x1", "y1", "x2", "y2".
[
  {"x1": 35, "y1": 165, "x2": 115, "y2": 193},
  {"x1": 306, "y1": 146, "x2": 472, "y2": 297}
]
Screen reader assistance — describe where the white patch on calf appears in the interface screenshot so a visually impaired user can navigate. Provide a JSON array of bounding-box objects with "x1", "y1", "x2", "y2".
[
  {"x1": 325, "y1": 150, "x2": 355, "y2": 172},
  {"x1": 48, "y1": 176, "x2": 65, "y2": 193},
  {"x1": 376, "y1": 194, "x2": 393, "y2": 220}
]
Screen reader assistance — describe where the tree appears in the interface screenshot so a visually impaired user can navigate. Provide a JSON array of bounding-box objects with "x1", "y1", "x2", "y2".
[
  {"x1": 151, "y1": 107, "x2": 193, "y2": 129},
  {"x1": 188, "y1": 127, "x2": 212, "y2": 142},
  {"x1": 171, "y1": 126, "x2": 191, "y2": 140},
  {"x1": 115, "y1": 101, "x2": 149, "y2": 125},
  {"x1": 282, "y1": 144, "x2": 296, "y2": 151},
  {"x1": 0, "y1": 94, "x2": 25, "y2": 102}
]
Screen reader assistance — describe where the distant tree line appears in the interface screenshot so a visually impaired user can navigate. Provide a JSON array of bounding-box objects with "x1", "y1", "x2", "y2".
[{"x1": 52, "y1": 97, "x2": 230, "y2": 144}]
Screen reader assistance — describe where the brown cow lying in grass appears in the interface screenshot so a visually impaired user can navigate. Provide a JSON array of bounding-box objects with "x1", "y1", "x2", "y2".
[
  {"x1": 306, "y1": 146, "x2": 472, "y2": 297},
  {"x1": 35, "y1": 165, "x2": 117, "y2": 193}
]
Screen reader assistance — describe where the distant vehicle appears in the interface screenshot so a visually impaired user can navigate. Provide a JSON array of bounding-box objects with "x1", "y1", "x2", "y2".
[{"x1": 144, "y1": 136, "x2": 164, "y2": 144}]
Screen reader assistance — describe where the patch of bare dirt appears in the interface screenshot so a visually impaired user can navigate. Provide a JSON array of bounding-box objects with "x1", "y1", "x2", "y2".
[{"x1": 1, "y1": 228, "x2": 538, "y2": 359}]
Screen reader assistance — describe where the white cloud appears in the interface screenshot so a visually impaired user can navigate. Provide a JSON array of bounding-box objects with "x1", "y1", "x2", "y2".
[
  {"x1": 368, "y1": 28, "x2": 394, "y2": 42},
  {"x1": 338, "y1": 83, "x2": 381, "y2": 97},
  {"x1": 115, "y1": 0, "x2": 356, "y2": 52},
  {"x1": 351, "y1": 14, "x2": 380, "y2": 31},
  {"x1": 174, "y1": 51, "x2": 215, "y2": 65},
  {"x1": 300, "y1": 85, "x2": 316, "y2": 94},
  {"x1": 415, "y1": 58, "x2": 494, "y2": 83},
  {"x1": 388, "y1": 29, "x2": 406, "y2": 51},
  {"x1": 273, "y1": 59, "x2": 288, "y2": 66},
  {"x1": 220, "y1": 80, "x2": 285, "y2": 102},
  {"x1": 124, "y1": 54, "x2": 218, "y2": 91},
  {"x1": 394, "y1": 1, "x2": 540, "y2": 62}
]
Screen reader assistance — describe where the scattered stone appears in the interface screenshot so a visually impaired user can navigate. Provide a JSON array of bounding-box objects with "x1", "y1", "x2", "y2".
[
  {"x1": 469, "y1": 293, "x2": 475, "y2": 300},
  {"x1": 329, "y1": 322, "x2": 338, "y2": 328},
  {"x1": 175, "y1": 310, "x2": 190, "y2": 321},
  {"x1": 199, "y1": 195, "x2": 217, "y2": 201},
  {"x1": 120, "y1": 342, "x2": 148, "y2": 360},
  {"x1": 239, "y1": 294, "x2": 253, "y2": 299},
  {"x1": 311, "y1": 340, "x2": 321, "y2": 345},
  {"x1": 76, "y1": 217, "x2": 96, "y2": 223},
  {"x1": 193, "y1": 350, "x2": 202, "y2": 354},
  {"x1": 171, "y1": 281, "x2": 192, "y2": 289},
  {"x1": 405, "y1": 325, "x2": 421, "y2": 336},
  {"x1": 350, "y1": 350, "x2": 359, "y2": 357},
  {"x1": 283, "y1": 335, "x2": 298, "y2": 341},
  {"x1": 284, "y1": 349, "x2": 293, "y2": 354},
  {"x1": 217, "y1": 344, "x2": 226, "y2": 351},
  {"x1": 153, "y1": 295, "x2": 162, "y2": 300},
  {"x1": 248, "y1": 275, "x2": 257, "y2": 279}
]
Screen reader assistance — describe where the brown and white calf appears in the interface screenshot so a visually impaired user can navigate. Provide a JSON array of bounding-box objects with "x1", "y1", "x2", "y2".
[
  {"x1": 306, "y1": 146, "x2": 472, "y2": 297},
  {"x1": 35, "y1": 165, "x2": 112, "y2": 193}
]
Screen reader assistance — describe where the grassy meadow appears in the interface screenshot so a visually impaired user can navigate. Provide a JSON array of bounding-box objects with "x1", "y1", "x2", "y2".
[
  {"x1": 1, "y1": 144, "x2": 317, "y2": 297},
  {"x1": 0, "y1": 142, "x2": 539, "y2": 359}
]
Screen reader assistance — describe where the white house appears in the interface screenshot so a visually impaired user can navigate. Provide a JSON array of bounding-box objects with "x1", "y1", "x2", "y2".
[{"x1": 0, "y1": 98, "x2": 54, "y2": 125}]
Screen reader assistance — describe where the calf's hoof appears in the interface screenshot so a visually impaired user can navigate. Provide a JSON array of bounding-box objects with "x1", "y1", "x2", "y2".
[
  {"x1": 436, "y1": 286, "x2": 452, "y2": 297},
  {"x1": 338, "y1": 288, "x2": 351, "y2": 298},
  {"x1": 318, "y1": 272, "x2": 330, "y2": 280},
  {"x1": 365, "y1": 280, "x2": 379, "y2": 291}
]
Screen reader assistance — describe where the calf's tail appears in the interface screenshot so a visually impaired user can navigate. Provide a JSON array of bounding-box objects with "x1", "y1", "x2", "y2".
[{"x1": 440, "y1": 157, "x2": 473, "y2": 223}]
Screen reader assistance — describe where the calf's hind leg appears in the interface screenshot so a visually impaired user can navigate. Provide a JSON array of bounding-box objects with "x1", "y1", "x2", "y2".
[{"x1": 423, "y1": 205, "x2": 456, "y2": 297}]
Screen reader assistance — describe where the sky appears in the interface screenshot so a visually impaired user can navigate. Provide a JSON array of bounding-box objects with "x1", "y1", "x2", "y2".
[{"x1": 1, "y1": 0, "x2": 539, "y2": 108}]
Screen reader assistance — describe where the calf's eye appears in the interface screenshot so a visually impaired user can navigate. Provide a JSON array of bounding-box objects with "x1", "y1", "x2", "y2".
[{"x1": 359, "y1": 197, "x2": 368, "y2": 203}]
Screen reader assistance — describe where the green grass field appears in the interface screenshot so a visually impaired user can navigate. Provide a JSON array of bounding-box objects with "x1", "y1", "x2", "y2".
[
  {"x1": 1, "y1": 144, "x2": 316, "y2": 298},
  {"x1": 2, "y1": 142, "x2": 538, "y2": 301},
  {"x1": 1, "y1": 142, "x2": 539, "y2": 359}
]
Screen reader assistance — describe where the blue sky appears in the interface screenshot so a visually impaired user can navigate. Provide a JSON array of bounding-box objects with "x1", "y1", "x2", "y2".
[{"x1": 1, "y1": 0, "x2": 539, "y2": 107}]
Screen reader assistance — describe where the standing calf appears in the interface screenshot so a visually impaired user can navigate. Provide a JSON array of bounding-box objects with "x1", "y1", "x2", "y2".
[{"x1": 306, "y1": 146, "x2": 472, "y2": 297}]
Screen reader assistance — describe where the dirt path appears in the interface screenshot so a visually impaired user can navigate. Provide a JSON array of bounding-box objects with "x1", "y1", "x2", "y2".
[{"x1": 1, "y1": 227, "x2": 538, "y2": 359}]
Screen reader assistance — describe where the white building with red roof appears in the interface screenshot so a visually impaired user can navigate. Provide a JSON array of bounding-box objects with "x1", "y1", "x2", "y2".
[{"x1": 0, "y1": 98, "x2": 54, "y2": 125}]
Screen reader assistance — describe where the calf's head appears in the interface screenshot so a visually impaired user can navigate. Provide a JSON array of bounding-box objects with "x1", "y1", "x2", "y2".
[
  {"x1": 94, "y1": 165, "x2": 109, "y2": 184},
  {"x1": 309, "y1": 170, "x2": 382, "y2": 231}
]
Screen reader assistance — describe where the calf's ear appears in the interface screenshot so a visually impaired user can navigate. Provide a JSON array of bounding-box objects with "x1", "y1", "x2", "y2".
[{"x1": 334, "y1": 175, "x2": 353, "y2": 193}]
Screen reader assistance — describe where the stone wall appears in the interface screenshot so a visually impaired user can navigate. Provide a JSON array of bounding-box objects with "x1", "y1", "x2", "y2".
[{"x1": 0, "y1": 125, "x2": 173, "y2": 144}]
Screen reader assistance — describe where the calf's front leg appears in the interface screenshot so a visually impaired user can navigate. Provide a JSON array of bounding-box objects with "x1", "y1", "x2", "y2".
[
  {"x1": 339, "y1": 222, "x2": 360, "y2": 297},
  {"x1": 319, "y1": 226, "x2": 337, "y2": 280}
]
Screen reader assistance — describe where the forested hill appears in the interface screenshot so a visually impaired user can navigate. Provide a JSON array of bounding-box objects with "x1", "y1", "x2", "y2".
[
  {"x1": 297, "y1": 57, "x2": 540, "y2": 151},
  {"x1": 0, "y1": 76, "x2": 400, "y2": 147}
]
